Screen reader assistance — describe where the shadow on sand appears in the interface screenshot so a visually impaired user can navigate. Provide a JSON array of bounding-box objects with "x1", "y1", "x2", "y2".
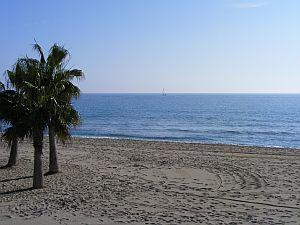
[
  {"x1": 0, "y1": 176, "x2": 32, "y2": 183},
  {"x1": 0, "y1": 187, "x2": 34, "y2": 196},
  {"x1": 0, "y1": 175, "x2": 34, "y2": 195}
]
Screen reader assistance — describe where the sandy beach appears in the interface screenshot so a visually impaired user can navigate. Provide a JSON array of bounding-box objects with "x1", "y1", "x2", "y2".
[{"x1": 0, "y1": 137, "x2": 299, "y2": 225}]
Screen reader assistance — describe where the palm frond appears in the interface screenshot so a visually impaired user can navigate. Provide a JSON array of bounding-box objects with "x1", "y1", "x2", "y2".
[
  {"x1": 33, "y1": 40, "x2": 46, "y2": 64},
  {"x1": 53, "y1": 105, "x2": 80, "y2": 143},
  {"x1": 68, "y1": 69, "x2": 85, "y2": 80},
  {"x1": 2, "y1": 124, "x2": 31, "y2": 147},
  {"x1": 47, "y1": 44, "x2": 69, "y2": 69}
]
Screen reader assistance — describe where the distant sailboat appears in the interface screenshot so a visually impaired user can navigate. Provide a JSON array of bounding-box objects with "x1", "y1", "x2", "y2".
[{"x1": 162, "y1": 88, "x2": 167, "y2": 96}]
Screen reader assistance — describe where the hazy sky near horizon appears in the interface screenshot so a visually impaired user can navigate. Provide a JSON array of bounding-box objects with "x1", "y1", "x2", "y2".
[{"x1": 0, "y1": 0, "x2": 299, "y2": 93}]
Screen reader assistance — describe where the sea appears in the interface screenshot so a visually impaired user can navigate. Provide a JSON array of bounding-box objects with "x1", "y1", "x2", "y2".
[{"x1": 71, "y1": 93, "x2": 300, "y2": 148}]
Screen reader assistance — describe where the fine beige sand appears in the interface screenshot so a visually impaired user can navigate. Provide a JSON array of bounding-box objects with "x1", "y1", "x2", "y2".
[{"x1": 0, "y1": 137, "x2": 299, "y2": 225}]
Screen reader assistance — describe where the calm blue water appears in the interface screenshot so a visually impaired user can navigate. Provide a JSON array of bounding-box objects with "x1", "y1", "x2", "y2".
[{"x1": 72, "y1": 94, "x2": 300, "y2": 148}]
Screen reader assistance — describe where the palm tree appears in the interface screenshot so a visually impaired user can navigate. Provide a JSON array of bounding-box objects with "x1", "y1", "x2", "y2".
[
  {"x1": 0, "y1": 75, "x2": 31, "y2": 168},
  {"x1": 32, "y1": 43, "x2": 83, "y2": 174},
  {"x1": 7, "y1": 57, "x2": 48, "y2": 188},
  {"x1": 1, "y1": 42, "x2": 83, "y2": 188},
  {"x1": 0, "y1": 89, "x2": 25, "y2": 168}
]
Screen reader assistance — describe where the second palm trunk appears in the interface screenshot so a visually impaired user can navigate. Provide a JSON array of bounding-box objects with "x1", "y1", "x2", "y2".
[{"x1": 48, "y1": 123, "x2": 59, "y2": 174}]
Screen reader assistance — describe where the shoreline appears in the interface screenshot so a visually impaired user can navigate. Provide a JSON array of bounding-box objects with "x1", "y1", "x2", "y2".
[
  {"x1": 1, "y1": 131, "x2": 299, "y2": 149},
  {"x1": 1, "y1": 137, "x2": 299, "y2": 224},
  {"x1": 71, "y1": 135, "x2": 300, "y2": 150}
]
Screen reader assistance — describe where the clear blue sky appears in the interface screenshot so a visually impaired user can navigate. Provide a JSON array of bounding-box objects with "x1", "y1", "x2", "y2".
[{"x1": 0, "y1": 0, "x2": 299, "y2": 93}]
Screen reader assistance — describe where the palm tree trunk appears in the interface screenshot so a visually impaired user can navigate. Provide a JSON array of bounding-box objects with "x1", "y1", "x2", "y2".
[
  {"x1": 6, "y1": 137, "x2": 18, "y2": 167},
  {"x1": 48, "y1": 123, "x2": 59, "y2": 174},
  {"x1": 33, "y1": 129, "x2": 44, "y2": 189}
]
